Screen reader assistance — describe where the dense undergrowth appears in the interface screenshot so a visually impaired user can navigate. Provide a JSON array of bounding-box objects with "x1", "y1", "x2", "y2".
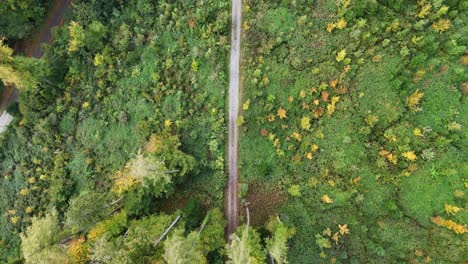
[
  {"x1": 0, "y1": 0, "x2": 231, "y2": 262},
  {"x1": 240, "y1": 0, "x2": 467, "y2": 263},
  {"x1": 0, "y1": 0, "x2": 50, "y2": 41}
]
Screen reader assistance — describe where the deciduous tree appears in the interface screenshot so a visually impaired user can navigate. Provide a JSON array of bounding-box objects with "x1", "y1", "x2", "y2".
[
  {"x1": 163, "y1": 229, "x2": 206, "y2": 264},
  {"x1": 20, "y1": 209, "x2": 67, "y2": 263},
  {"x1": 266, "y1": 217, "x2": 296, "y2": 264}
]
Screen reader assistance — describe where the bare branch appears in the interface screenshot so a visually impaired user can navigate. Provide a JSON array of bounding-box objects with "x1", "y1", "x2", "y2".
[{"x1": 153, "y1": 215, "x2": 181, "y2": 247}]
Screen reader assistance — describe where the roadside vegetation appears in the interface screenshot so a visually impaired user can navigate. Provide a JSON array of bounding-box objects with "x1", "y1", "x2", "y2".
[
  {"x1": 0, "y1": 0, "x2": 50, "y2": 41},
  {"x1": 0, "y1": 0, "x2": 234, "y2": 262},
  {"x1": 240, "y1": 0, "x2": 467, "y2": 263}
]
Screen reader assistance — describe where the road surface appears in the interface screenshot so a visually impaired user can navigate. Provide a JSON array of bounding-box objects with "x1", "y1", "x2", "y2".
[
  {"x1": 227, "y1": 0, "x2": 242, "y2": 236},
  {"x1": 26, "y1": 0, "x2": 73, "y2": 58},
  {"x1": 0, "y1": 0, "x2": 72, "y2": 116}
]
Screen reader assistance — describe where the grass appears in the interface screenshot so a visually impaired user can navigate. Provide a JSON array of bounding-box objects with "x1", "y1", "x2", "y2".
[{"x1": 240, "y1": 0, "x2": 467, "y2": 262}]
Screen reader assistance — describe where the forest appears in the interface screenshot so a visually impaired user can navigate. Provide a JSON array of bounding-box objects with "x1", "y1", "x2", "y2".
[{"x1": 0, "y1": 0, "x2": 466, "y2": 263}]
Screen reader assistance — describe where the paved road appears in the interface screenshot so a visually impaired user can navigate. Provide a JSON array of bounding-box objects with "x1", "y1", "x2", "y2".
[{"x1": 227, "y1": 0, "x2": 242, "y2": 236}]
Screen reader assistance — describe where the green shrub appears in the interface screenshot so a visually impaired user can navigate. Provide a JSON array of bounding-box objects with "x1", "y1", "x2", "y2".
[
  {"x1": 399, "y1": 149, "x2": 465, "y2": 225},
  {"x1": 182, "y1": 199, "x2": 203, "y2": 232},
  {"x1": 413, "y1": 72, "x2": 463, "y2": 134},
  {"x1": 262, "y1": 7, "x2": 296, "y2": 35},
  {"x1": 123, "y1": 187, "x2": 153, "y2": 217},
  {"x1": 354, "y1": 57, "x2": 404, "y2": 130}
]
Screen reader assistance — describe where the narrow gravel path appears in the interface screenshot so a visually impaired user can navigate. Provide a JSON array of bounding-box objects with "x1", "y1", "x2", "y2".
[{"x1": 227, "y1": 0, "x2": 242, "y2": 236}]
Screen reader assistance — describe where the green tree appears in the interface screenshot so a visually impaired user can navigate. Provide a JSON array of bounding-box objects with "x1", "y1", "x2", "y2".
[
  {"x1": 0, "y1": 39, "x2": 23, "y2": 89},
  {"x1": 26, "y1": 246, "x2": 70, "y2": 264},
  {"x1": 64, "y1": 192, "x2": 122, "y2": 232},
  {"x1": 120, "y1": 213, "x2": 174, "y2": 261},
  {"x1": 90, "y1": 236, "x2": 118, "y2": 263},
  {"x1": 163, "y1": 229, "x2": 207, "y2": 264},
  {"x1": 266, "y1": 217, "x2": 296, "y2": 264},
  {"x1": 0, "y1": 0, "x2": 49, "y2": 40},
  {"x1": 0, "y1": 39, "x2": 42, "y2": 90},
  {"x1": 226, "y1": 228, "x2": 250, "y2": 264},
  {"x1": 20, "y1": 209, "x2": 68, "y2": 263},
  {"x1": 146, "y1": 133, "x2": 196, "y2": 178},
  {"x1": 85, "y1": 21, "x2": 108, "y2": 52},
  {"x1": 114, "y1": 153, "x2": 175, "y2": 209},
  {"x1": 127, "y1": 153, "x2": 172, "y2": 193},
  {"x1": 182, "y1": 199, "x2": 203, "y2": 231},
  {"x1": 199, "y1": 208, "x2": 226, "y2": 254},
  {"x1": 226, "y1": 226, "x2": 265, "y2": 264},
  {"x1": 68, "y1": 21, "x2": 85, "y2": 53}
]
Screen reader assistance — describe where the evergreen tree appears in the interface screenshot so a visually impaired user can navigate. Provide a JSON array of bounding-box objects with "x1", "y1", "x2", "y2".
[
  {"x1": 0, "y1": 0, "x2": 49, "y2": 40},
  {"x1": 20, "y1": 209, "x2": 68, "y2": 263},
  {"x1": 163, "y1": 229, "x2": 206, "y2": 264},
  {"x1": 0, "y1": 39, "x2": 23, "y2": 89},
  {"x1": 266, "y1": 217, "x2": 296, "y2": 264},
  {"x1": 226, "y1": 226, "x2": 266, "y2": 264},
  {"x1": 226, "y1": 228, "x2": 251, "y2": 264},
  {"x1": 199, "y1": 208, "x2": 226, "y2": 254},
  {"x1": 64, "y1": 192, "x2": 121, "y2": 232},
  {"x1": 0, "y1": 39, "x2": 42, "y2": 91}
]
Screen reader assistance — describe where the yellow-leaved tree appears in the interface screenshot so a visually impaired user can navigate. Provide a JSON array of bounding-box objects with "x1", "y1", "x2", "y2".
[
  {"x1": 20, "y1": 209, "x2": 70, "y2": 263},
  {"x1": 0, "y1": 39, "x2": 38, "y2": 91}
]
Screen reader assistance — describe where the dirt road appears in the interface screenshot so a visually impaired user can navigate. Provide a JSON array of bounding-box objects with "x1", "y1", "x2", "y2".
[
  {"x1": 0, "y1": 0, "x2": 72, "y2": 114},
  {"x1": 227, "y1": 0, "x2": 242, "y2": 236},
  {"x1": 25, "y1": 0, "x2": 72, "y2": 58}
]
